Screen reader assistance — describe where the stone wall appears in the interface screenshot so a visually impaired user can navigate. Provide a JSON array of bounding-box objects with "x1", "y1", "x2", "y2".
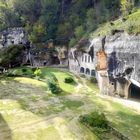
[{"x1": 0, "y1": 27, "x2": 26, "y2": 47}]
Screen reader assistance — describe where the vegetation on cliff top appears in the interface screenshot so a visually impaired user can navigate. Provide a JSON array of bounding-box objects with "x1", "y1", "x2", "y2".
[
  {"x1": 91, "y1": 8, "x2": 140, "y2": 37},
  {"x1": 0, "y1": 0, "x2": 140, "y2": 47}
]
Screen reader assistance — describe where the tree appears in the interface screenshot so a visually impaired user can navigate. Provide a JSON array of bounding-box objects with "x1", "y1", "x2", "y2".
[
  {"x1": 86, "y1": 8, "x2": 97, "y2": 31},
  {"x1": 0, "y1": 45, "x2": 25, "y2": 67},
  {"x1": 74, "y1": 25, "x2": 85, "y2": 40},
  {"x1": 56, "y1": 22, "x2": 72, "y2": 44},
  {"x1": 120, "y1": 0, "x2": 134, "y2": 16},
  {"x1": 29, "y1": 21, "x2": 47, "y2": 43}
]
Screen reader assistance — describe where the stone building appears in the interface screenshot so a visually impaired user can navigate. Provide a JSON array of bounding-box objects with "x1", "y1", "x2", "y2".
[{"x1": 69, "y1": 40, "x2": 96, "y2": 78}]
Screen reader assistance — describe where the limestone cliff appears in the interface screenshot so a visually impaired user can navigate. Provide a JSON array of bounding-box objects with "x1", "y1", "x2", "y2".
[{"x1": 91, "y1": 31, "x2": 140, "y2": 98}]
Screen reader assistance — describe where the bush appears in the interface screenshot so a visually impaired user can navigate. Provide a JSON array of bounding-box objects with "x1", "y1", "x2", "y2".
[
  {"x1": 31, "y1": 67, "x2": 36, "y2": 72},
  {"x1": 34, "y1": 68, "x2": 42, "y2": 77},
  {"x1": 22, "y1": 68, "x2": 27, "y2": 73},
  {"x1": 79, "y1": 111, "x2": 108, "y2": 129},
  {"x1": 48, "y1": 81, "x2": 62, "y2": 94},
  {"x1": 6, "y1": 69, "x2": 21, "y2": 77},
  {"x1": 0, "y1": 45, "x2": 25, "y2": 68},
  {"x1": 64, "y1": 77, "x2": 74, "y2": 83}
]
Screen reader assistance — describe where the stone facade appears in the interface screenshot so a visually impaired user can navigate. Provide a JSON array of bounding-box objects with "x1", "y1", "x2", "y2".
[
  {"x1": 92, "y1": 32, "x2": 140, "y2": 99},
  {"x1": 69, "y1": 32, "x2": 140, "y2": 99},
  {"x1": 69, "y1": 44, "x2": 96, "y2": 78}
]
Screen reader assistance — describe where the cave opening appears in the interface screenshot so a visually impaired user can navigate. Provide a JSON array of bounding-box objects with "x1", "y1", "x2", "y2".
[{"x1": 129, "y1": 83, "x2": 140, "y2": 99}]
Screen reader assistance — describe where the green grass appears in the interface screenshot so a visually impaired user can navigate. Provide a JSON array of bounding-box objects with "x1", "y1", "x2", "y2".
[
  {"x1": 90, "y1": 9, "x2": 140, "y2": 37},
  {"x1": 89, "y1": 95, "x2": 140, "y2": 140},
  {"x1": 0, "y1": 67, "x2": 140, "y2": 140},
  {"x1": 8, "y1": 67, "x2": 77, "y2": 95},
  {"x1": 40, "y1": 67, "x2": 77, "y2": 94},
  {"x1": 62, "y1": 99, "x2": 84, "y2": 109}
]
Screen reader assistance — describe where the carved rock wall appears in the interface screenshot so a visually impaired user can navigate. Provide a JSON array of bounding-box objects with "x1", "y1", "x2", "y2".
[{"x1": 91, "y1": 32, "x2": 140, "y2": 98}]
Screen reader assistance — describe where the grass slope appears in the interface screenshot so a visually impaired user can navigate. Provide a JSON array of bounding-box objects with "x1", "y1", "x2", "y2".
[{"x1": 0, "y1": 67, "x2": 140, "y2": 140}]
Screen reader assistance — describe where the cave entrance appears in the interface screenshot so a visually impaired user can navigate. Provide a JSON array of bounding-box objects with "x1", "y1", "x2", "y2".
[{"x1": 129, "y1": 83, "x2": 140, "y2": 99}]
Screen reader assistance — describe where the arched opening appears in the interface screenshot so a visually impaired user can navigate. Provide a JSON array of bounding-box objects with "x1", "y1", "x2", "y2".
[
  {"x1": 80, "y1": 67, "x2": 85, "y2": 73},
  {"x1": 86, "y1": 68, "x2": 90, "y2": 75},
  {"x1": 129, "y1": 83, "x2": 140, "y2": 99},
  {"x1": 91, "y1": 70, "x2": 96, "y2": 77}
]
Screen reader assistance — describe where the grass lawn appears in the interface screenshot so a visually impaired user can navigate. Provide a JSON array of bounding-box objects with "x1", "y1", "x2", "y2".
[{"x1": 0, "y1": 67, "x2": 140, "y2": 140}]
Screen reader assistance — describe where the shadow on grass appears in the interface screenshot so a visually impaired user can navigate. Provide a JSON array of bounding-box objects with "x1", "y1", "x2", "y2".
[
  {"x1": 0, "y1": 114, "x2": 12, "y2": 140},
  {"x1": 0, "y1": 77, "x2": 73, "y2": 117}
]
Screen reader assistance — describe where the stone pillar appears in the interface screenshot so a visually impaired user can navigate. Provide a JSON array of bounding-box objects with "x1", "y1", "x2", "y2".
[{"x1": 97, "y1": 71, "x2": 110, "y2": 95}]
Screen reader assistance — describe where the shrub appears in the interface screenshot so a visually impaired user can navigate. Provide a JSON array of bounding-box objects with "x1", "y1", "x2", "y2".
[
  {"x1": 79, "y1": 111, "x2": 108, "y2": 129},
  {"x1": 6, "y1": 69, "x2": 21, "y2": 77},
  {"x1": 48, "y1": 81, "x2": 62, "y2": 94},
  {"x1": 22, "y1": 68, "x2": 27, "y2": 73},
  {"x1": 34, "y1": 68, "x2": 42, "y2": 77},
  {"x1": 0, "y1": 45, "x2": 24, "y2": 68},
  {"x1": 64, "y1": 77, "x2": 74, "y2": 83},
  {"x1": 31, "y1": 67, "x2": 36, "y2": 72}
]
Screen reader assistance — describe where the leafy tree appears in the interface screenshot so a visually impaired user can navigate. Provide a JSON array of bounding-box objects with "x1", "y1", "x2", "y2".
[
  {"x1": 86, "y1": 8, "x2": 97, "y2": 31},
  {"x1": 0, "y1": 45, "x2": 25, "y2": 67},
  {"x1": 74, "y1": 25, "x2": 85, "y2": 40},
  {"x1": 121, "y1": 0, "x2": 134, "y2": 16},
  {"x1": 56, "y1": 22, "x2": 72, "y2": 44},
  {"x1": 69, "y1": 38, "x2": 77, "y2": 48},
  {"x1": 29, "y1": 21, "x2": 47, "y2": 43}
]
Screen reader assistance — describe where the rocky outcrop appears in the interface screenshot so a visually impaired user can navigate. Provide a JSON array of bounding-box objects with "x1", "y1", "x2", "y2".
[
  {"x1": 0, "y1": 27, "x2": 26, "y2": 47},
  {"x1": 57, "y1": 46, "x2": 68, "y2": 66},
  {"x1": 69, "y1": 31, "x2": 140, "y2": 99},
  {"x1": 91, "y1": 32, "x2": 140, "y2": 98}
]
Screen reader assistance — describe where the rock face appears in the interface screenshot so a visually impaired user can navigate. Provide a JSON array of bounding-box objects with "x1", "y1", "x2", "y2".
[
  {"x1": 0, "y1": 29, "x2": 67, "y2": 67},
  {"x1": 91, "y1": 32, "x2": 140, "y2": 99},
  {"x1": 57, "y1": 46, "x2": 68, "y2": 66},
  {"x1": 0, "y1": 27, "x2": 26, "y2": 47},
  {"x1": 69, "y1": 32, "x2": 140, "y2": 99}
]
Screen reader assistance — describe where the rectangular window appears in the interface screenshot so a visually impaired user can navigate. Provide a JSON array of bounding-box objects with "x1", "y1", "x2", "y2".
[
  {"x1": 88, "y1": 56, "x2": 90, "y2": 63},
  {"x1": 85, "y1": 55, "x2": 87, "y2": 62},
  {"x1": 82, "y1": 56, "x2": 84, "y2": 62}
]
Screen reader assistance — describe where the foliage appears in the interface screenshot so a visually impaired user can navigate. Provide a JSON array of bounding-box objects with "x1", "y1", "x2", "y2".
[
  {"x1": 69, "y1": 38, "x2": 77, "y2": 48},
  {"x1": 79, "y1": 111, "x2": 109, "y2": 129},
  {"x1": 34, "y1": 68, "x2": 42, "y2": 77},
  {"x1": 79, "y1": 111, "x2": 110, "y2": 139},
  {"x1": 29, "y1": 21, "x2": 47, "y2": 43},
  {"x1": 86, "y1": 8, "x2": 97, "y2": 31},
  {"x1": 91, "y1": 9, "x2": 140, "y2": 37},
  {"x1": 64, "y1": 77, "x2": 74, "y2": 83},
  {"x1": 22, "y1": 68, "x2": 27, "y2": 73},
  {"x1": 120, "y1": 0, "x2": 134, "y2": 16},
  {"x1": 0, "y1": 45, "x2": 24, "y2": 68},
  {"x1": 31, "y1": 67, "x2": 36, "y2": 72},
  {"x1": 74, "y1": 25, "x2": 85, "y2": 40},
  {"x1": 0, "y1": 0, "x2": 139, "y2": 47},
  {"x1": 48, "y1": 81, "x2": 62, "y2": 94}
]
